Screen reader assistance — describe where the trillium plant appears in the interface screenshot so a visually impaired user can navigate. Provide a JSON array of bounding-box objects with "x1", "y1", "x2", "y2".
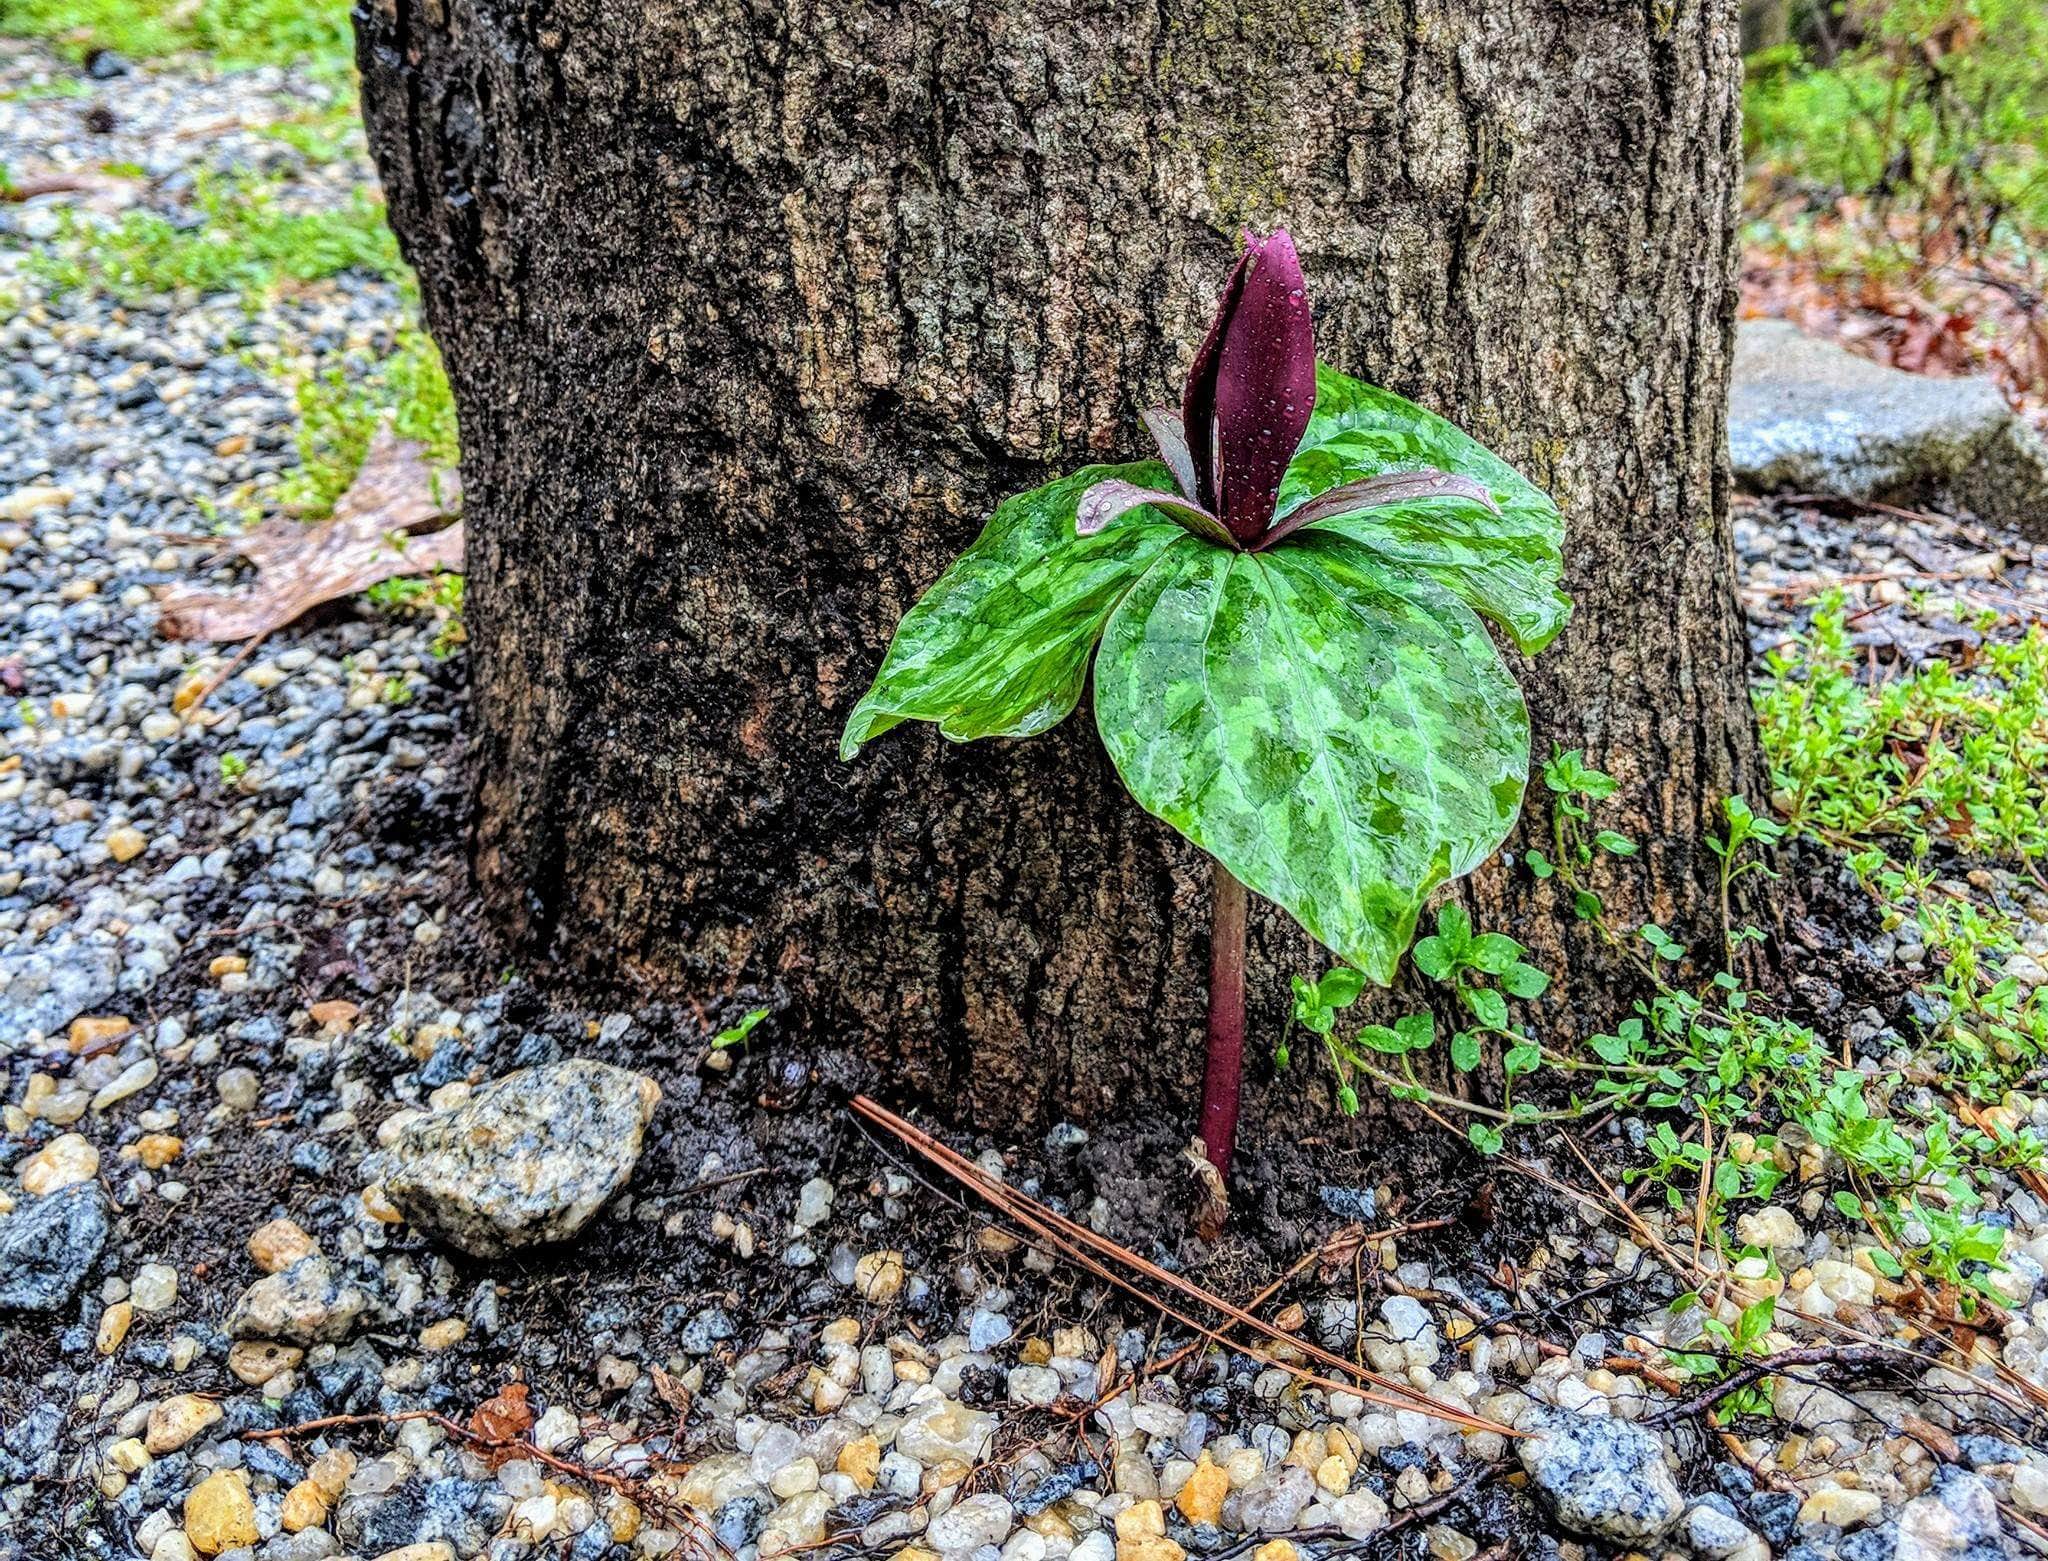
[{"x1": 842, "y1": 230, "x2": 1570, "y2": 1180}]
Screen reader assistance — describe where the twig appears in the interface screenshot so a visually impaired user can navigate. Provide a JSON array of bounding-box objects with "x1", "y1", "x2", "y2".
[
  {"x1": 2, "y1": 171, "x2": 139, "y2": 200},
  {"x1": 178, "y1": 628, "x2": 273, "y2": 715},
  {"x1": 247, "y1": 1408, "x2": 723, "y2": 1555},
  {"x1": 848, "y1": 1095, "x2": 1518, "y2": 1436}
]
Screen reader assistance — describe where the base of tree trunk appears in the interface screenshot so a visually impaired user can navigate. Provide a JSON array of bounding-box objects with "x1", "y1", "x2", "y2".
[{"x1": 356, "y1": 0, "x2": 1756, "y2": 1148}]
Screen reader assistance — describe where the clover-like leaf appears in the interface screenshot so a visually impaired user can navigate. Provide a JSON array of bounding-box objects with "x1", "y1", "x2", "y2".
[
  {"x1": 1464, "y1": 933, "x2": 1525, "y2": 975},
  {"x1": 1318, "y1": 966, "x2": 1368, "y2": 1007},
  {"x1": 1092, "y1": 530, "x2": 1529, "y2": 984},
  {"x1": 840, "y1": 464, "x2": 1182, "y2": 758},
  {"x1": 1465, "y1": 986, "x2": 1511, "y2": 1031},
  {"x1": 1274, "y1": 364, "x2": 1570, "y2": 653},
  {"x1": 1356, "y1": 1024, "x2": 1410, "y2": 1055}
]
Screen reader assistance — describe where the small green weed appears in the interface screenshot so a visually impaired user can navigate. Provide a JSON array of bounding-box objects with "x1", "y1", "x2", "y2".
[
  {"x1": 1295, "y1": 740, "x2": 2041, "y2": 1310},
  {"x1": 1665, "y1": 1293, "x2": 1780, "y2": 1422},
  {"x1": 1758, "y1": 593, "x2": 2048, "y2": 865},
  {"x1": 1760, "y1": 594, "x2": 2048, "y2": 1095},
  {"x1": 712, "y1": 1008, "x2": 771, "y2": 1051},
  {"x1": 364, "y1": 572, "x2": 465, "y2": 659},
  {"x1": 278, "y1": 326, "x2": 458, "y2": 517}
]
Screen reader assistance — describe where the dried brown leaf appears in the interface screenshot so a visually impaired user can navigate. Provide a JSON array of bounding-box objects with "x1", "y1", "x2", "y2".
[
  {"x1": 1183, "y1": 1138, "x2": 1230, "y2": 1243},
  {"x1": 467, "y1": 1381, "x2": 533, "y2": 1464},
  {"x1": 156, "y1": 427, "x2": 462, "y2": 642}
]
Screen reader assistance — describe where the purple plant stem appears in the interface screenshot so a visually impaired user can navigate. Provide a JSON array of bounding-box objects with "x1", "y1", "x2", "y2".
[{"x1": 1200, "y1": 858, "x2": 1249, "y2": 1178}]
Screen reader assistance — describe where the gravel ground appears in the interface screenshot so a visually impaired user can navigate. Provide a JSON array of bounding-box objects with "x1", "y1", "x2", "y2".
[{"x1": 3, "y1": 38, "x2": 2048, "y2": 1561}]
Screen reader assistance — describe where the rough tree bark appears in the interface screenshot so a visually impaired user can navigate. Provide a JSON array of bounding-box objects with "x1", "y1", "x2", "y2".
[{"x1": 355, "y1": 0, "x2": 1756, "y2": 1143}]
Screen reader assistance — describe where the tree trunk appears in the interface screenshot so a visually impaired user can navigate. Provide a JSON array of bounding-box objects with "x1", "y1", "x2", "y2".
[{"x1": 354, "y1": 0, "x2": 1755, "y2": 1143}]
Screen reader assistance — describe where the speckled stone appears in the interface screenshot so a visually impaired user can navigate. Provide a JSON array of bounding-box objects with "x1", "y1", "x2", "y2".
[
  {"x1": 1517, "y1": 1407, "x2": 1684, "y2": 1544},
  {"x1": 382, "y1": 1059, "x2": 660, "y2": 1257},
  {"x1": 224, "y1": 1254, "x2": 369, "y2": 1344},
  {"x1": 0, "y1": 1181, "x2": 108, "y2": 1311}
]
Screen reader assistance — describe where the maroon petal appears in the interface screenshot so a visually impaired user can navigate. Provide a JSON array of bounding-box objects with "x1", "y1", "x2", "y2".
[
  {"x1": 1141, "y1": 408, "x2": 1199, "y2": 503},
  {"x1": 1210, "y1": 230, "x2": 1316, "y2": 544},
  {"x1": 1256, "y1": 469, "x2": 1499, "y2": 549},
  {"x1": 1077, "y1": 479, "x2": 1237, "y2": 549},
  {"x1": 1181, "y1": 244, "x2": 1255, "y2": 517}
]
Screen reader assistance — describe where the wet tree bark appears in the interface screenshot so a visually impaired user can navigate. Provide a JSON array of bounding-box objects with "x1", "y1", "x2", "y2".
[{"x1": 355, "y1": 0, "x2": 1755, "y2": 1143}]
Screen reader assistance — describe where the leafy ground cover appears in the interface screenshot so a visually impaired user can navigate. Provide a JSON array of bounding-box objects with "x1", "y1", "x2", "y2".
[{"x1": 1281, "y1": 528, "x2": 2048, "y2": 1320}]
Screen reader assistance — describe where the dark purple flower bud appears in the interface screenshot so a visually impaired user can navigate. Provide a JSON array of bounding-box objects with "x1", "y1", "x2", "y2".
[{"x1": 1182, "y1": 230, "x2": 1317, "y2": 546}]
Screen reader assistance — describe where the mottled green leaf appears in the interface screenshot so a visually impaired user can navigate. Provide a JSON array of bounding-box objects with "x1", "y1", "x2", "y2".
[
  {"x1": 840, "y1": 465, "x2": 1182, "y2": 758},
  {"x1": 1273, "y1": 363, "x2": 1570, "y2": 653},
  {"x1": 1092, "y1": 531, "x2": 1529, "y2": 984}
]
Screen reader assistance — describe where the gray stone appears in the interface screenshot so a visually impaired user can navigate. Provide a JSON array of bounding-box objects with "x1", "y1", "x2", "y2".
[
  {"x1": 0, "y1": 1182, "x2": 108, "y2": 1311},
  {"x1": 1516, "y1": 1407, "x2": 1685, "y2": 1543},
  {"x1": 1730, "y1": 320, "x2": 2048, "y2": 535},
  {"x1": 968, "y1": 1308, "x2": 1013, "y2": 1352},
  {"x1": 1236, "y1": 1463, "x2": 1316, "y2": 1533},
  {"x1": 1897, "y1": 1471, "x2": 2015, "y2": 1561},
  {"x1": 927, "y1": 1493, "x2": 1015, "y2": 1552},
  {"x1": 383, "y1": 1059, "x2": 661, "y2": 1256},
  {"x1": 225, "y1": 1255, "x2": 369, "y2": 1345},
  {"x1": 0, "y1": 943, "x2": 121, "y2": 1051},
  {"x1": 1683, "y1": 1499, "x2": 1770, "y2": 1561}
]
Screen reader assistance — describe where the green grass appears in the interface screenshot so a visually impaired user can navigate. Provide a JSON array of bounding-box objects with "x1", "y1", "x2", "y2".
[
  {"x1": 256, "y1": 99, "x2": 367, "y2": 165},
  {"x1": 279, "y1": 324, "x2": 460, "y2": 516},
  {"x1": 0, "y1": 0, "x2": 354, "y2": 77},
  {"x1": 28, "y1": 172, "x2": 402, "y2": 305}
]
